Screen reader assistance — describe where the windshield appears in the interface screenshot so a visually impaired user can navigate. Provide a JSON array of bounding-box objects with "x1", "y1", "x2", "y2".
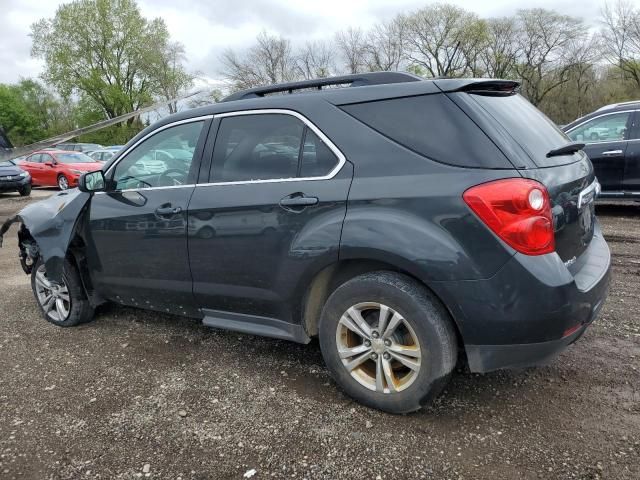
[
  {"x1": 0, "y1": 159, "x2": 16, "y2": 167},
  {"x1": 55, "y1": 153, "x2": 95, "y2": 164},
  {"x1": 469, "y1": 93, "x2": 575, "y2": 167}
]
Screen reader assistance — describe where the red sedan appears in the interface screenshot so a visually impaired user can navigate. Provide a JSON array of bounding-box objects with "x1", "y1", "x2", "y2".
[{"x1": 20, "y1": 150, "x2": 103, "y2": 190}]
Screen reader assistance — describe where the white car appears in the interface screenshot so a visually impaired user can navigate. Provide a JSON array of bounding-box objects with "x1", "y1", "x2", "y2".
[{"x1": 88, "y1": 149, "x2": 117, "y2": 163}]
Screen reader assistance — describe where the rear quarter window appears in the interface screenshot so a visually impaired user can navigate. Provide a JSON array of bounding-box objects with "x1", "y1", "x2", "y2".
[{"x1": 339, "y1": 94, "x2": 513, "y2": 169}]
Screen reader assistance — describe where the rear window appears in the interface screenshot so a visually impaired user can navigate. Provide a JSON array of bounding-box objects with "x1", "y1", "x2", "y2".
[
  {"x1": 469, "y1": 93, "x2": 573, "y2": 167},
  {"x1": 339, "y1": 94, "x2": 512, "y2": 169}
]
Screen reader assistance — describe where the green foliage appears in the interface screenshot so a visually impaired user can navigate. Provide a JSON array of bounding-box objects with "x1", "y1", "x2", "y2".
[
  {"x1": 30, "y1": 0, "x2": 189, "y2": 119},
  {"x1": 0, "y1": 85, "x2": 41, "y2": 146},
  {"x1": 0, "y1": 80, "x2": 60, "y2": 146},
  {"x1": 72, "y1": 95, "x2": 145, "y2": 145}
]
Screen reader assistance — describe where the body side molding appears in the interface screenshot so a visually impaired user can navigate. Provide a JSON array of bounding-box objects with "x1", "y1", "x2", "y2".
[{"x1": 201, "y1": 309, "x2": 311, "y2": 344}]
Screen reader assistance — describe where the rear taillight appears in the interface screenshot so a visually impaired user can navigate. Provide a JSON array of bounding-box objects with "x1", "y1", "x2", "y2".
[{"x1": 463, "y1": 178, "x2": 555, "y2": 255}]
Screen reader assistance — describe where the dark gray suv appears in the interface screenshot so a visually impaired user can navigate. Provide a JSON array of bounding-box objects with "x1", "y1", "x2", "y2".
[{"x1": 0, "y1": 73, "x2": 611, "y2": 413}]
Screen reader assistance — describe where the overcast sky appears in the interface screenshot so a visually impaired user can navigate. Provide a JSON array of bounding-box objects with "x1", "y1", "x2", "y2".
[{"x1": 0, "y1": 0, "x2": 604, "y2": 85}]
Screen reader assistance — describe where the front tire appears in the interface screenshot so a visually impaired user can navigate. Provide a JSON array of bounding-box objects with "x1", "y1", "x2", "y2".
[
  {"x1": 31, "y1": 258, "x2": 95, "y2": 327},
  {"x1": 18, "y1": 184, "x2": 31, "y2": 196},
  {"x1": 57, "y1": 175, "x2": 69, "y2": 190},
  {"x1": 319, "y1": 271, "x2": 458, "y2": 414}
]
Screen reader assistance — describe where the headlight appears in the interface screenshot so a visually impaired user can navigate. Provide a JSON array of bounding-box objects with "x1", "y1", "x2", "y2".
[
  {"x1": 19, "y1": 171, "x2": 29, "y2": 178},
  {"x1": 69, "y1": 169, "x2": 84, "y2": 174}
]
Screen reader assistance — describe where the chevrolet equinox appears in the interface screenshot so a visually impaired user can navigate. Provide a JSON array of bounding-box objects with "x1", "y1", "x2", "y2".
[{"x1": 0, "y1": 72, "x2": 611, "y2": 413}]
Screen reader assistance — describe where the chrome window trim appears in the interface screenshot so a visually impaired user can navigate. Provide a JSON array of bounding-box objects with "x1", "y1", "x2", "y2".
[
  {"x1": 196, "y1": 108, "x2": 346, "y2": 187},
  {"x1": 565, "y1": 109, "x2": 638, "y2": 145},
  {"x1": 99, "y1": 109, "x2": 346, "y2": 193}
]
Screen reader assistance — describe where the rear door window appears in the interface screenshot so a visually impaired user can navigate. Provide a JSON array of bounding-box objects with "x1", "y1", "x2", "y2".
[
  {"x1": 211, "y1": 114, "x2": 303, "y2": 182},
  {"x1": 299, "y1": 129, "x2": 339, "y2": 177},
  {"x1": 340, "y1": 94, "x2": 513, "y2": 169},
  {"x1": 468, "y1": 93, "x2": 574, "y2": 167},
  {"x1": 629, "y1": 111, "x2": 640, "y2": 140}
]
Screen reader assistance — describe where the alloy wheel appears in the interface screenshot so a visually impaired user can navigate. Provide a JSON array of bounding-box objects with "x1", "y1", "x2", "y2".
[
  {"x1": 335, "y1": 302, "x2": 421, "y2": 393},
  {"x1": 58, "y1": 175, "x2": 69, "y2": 190},
  {"x1": 34, "y1": 265, "x2": 71, "y2": 322}
]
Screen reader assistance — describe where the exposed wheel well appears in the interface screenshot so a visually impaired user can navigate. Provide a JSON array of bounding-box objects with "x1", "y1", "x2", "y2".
[{"x1": 301, "y1": 259, "x2": 464, "y2": 352}]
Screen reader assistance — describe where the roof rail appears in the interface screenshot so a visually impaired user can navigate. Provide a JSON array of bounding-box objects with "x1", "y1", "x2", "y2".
[
  {"x1": 596, "y1": 99, "x2": 640, "y2": 112},
  {"x1": 221, "y1": 72, "x2": 423, "y2": 102}
]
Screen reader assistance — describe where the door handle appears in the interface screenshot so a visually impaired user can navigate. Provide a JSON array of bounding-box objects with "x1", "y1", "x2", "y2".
[
  {"x1": 279, "y1": 193, "x2": 319, "y2": 212},
  {"x1": 155, "y1": 205, "x2": 182, "y2": 216},
  {"x1": 602, "y1": 149, "x2": 623, "y2": 156}
]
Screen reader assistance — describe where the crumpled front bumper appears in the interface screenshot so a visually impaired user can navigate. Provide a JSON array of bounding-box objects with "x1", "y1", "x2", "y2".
[{"x1": 0, "y1": 189, "x2": 91, "y2": 281}]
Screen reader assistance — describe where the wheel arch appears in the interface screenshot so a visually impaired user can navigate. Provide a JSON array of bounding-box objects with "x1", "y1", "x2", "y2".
[{"x1": 300, "y1": 255, "x2": 465, "y2": 351}]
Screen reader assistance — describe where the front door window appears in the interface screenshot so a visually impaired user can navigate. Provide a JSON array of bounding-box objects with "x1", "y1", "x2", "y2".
[
  {"x1": 112, "y1": 121, "x2": 204, "y2": 190},
  {"x1": 567, "y1": 113, "x2": 631, "y2": 143}
]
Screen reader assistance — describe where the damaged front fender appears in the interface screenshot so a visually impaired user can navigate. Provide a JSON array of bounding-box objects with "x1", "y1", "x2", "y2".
[{"x1": 0, "y1": 190, "x2": 91, "y2": 282}]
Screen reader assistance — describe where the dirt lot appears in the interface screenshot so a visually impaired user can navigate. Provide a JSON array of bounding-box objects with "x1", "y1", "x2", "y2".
[{"x1": 0, "y1": 190, "x2": 638, "y2": 480}]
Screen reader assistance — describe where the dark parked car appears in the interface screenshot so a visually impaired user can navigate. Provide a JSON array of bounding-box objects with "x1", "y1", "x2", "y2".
[
  {"x1": 563, "y1": 100, "x2": 640, "y2": 198},
  {"x1": 0, "y1": 73, "x2": 611, "y2": 413},
  {"x1": 0, "y1": 158, "x2": 31, "y2": 196}
]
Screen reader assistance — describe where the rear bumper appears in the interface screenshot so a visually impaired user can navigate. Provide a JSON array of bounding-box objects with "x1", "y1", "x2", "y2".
[
  {"x1": 432, "y1": 222, "x2": 611, "y2": 373},
  {"x1": 466, "y1": 316, "x2": 597, "y2": 373}
]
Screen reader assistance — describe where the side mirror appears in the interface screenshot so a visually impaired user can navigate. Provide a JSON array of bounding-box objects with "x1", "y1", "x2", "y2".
[{"x1": 78, "y1": 170, "x2": 106, "y2": 193}]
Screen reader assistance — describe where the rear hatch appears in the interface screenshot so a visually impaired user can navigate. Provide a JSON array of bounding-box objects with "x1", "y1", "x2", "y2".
[{"x1": 446, "y1": 84, "x2": 596, "y2": 263}]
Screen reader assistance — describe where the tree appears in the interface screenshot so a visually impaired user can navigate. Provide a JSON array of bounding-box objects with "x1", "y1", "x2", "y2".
[
  {"x1": 0, "y1": 84, "x2": 43, "y2": 146},
  {"x1": 514, "y1": 9, "x2": 587, "y2": 106},
  {"x1": 601, "y1": 0, "x2": 640, "y2": 89},
  {"x1": 72, "y1": 94, "x2": 144, "y2": 144},
  {"x1": 0, "y1": 80, "x2": 75, "y2": 146},
  {"x1": 187, "y1": 88, "x2": 224, "y2": 108},
  {"x1": 296, "y1": 41, "x2": 335, "y2": 79},
  {"x1": 403, "y1": 4, "x2": 486, "y2": 77},
  {"x1": 363, "y1": 19, "x2": 406, "y2": 72},
  {"x1": 152, "y1": 42, "x2": 194, "y2": 114},
  {"x1": 31, "y1": 0, "x2": 189, "y2": 119},
  {"x1": 220, "y1": 31, "x2": 299, "y2": 90},
  {"x1": 335, "y1": 27, "x2": 367, "y2": 74},
  {"x1": 481, "y1": 18, "x2": 519, "y2": 78}
]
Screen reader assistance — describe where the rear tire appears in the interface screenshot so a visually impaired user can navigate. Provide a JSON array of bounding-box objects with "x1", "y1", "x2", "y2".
[
  {"x1": 319, "y1": 271, "x2": 458, "y2": 414},
  {"x1": 18, "y1": 184, "x2": 31, "y2": 196},
  {"x1": 57, "y1": 175, "x2": 69, "y2": 190},
  {"x1": 31, "y1": 258, "x2": 95, "y2": 327}
]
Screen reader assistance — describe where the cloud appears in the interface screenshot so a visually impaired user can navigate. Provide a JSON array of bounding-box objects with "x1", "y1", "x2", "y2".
[
  {"x1": 0, "y1": 0, "x2": 604, "y2": 85},
  {"x1": 0, "y1": 2, "x2": 56, "y2": 83}
]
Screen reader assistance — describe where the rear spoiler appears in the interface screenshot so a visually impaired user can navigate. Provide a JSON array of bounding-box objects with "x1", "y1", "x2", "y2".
[{"x1": 434, "y1": 79, "x2": 520, "y2": 95}]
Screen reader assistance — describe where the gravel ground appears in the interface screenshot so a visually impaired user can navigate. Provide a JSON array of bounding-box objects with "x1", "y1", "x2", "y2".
[{"x1": 0, "y1": 190, "x2": 638, "y2": 480}]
